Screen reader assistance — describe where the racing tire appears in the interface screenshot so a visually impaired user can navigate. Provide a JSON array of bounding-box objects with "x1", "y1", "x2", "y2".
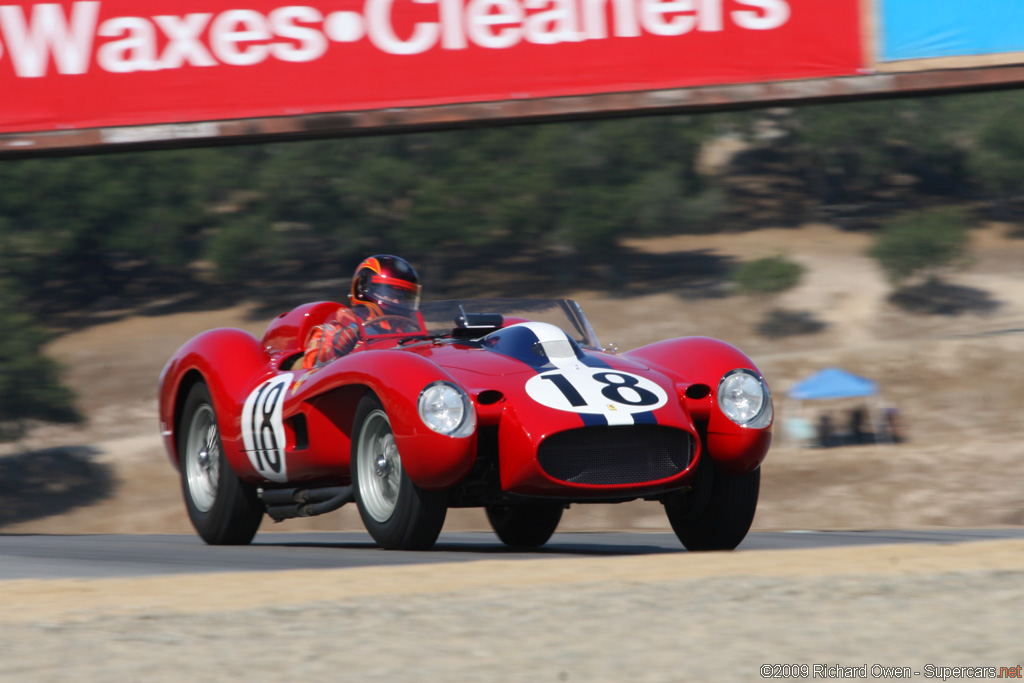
[
  {"x1": 179, "y1": 381, "x2": 263, "y2": 545},
  {"x1": 665, "y1": 461, "x2": 760, "y2": 552},
  {"x1": 486, "y1": 503, "x2": 564, "y2": 549},
  {"x1": 352, "y1": 394, "x2": 448, "y2": 550}
]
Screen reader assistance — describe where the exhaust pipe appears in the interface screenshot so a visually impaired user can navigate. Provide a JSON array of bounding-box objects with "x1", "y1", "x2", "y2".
[{"x1": 262, "y1": 486, "x2": 355, "y2": 521}]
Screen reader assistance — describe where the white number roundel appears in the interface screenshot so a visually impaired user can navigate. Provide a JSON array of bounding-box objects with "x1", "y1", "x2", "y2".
[
  {"x1": 241, "y1": 375, "x2": 291, "y2": 482},
  {"x1": 526, "y1": 368, "x2": 668, "y2": 421}
]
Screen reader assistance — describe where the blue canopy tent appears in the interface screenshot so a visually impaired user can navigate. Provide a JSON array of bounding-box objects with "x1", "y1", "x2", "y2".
[
  {"x1": 787, "y1": 368, "x2": 877, "y2": 401},
  {"x1": 783, "y1": 368, "x2": 881, "y2": 446}
]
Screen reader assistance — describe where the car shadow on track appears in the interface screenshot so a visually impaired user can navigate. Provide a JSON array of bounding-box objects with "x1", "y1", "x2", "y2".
[{"x1": 253, "y1": 532, "x2": 685, "y2": 557}]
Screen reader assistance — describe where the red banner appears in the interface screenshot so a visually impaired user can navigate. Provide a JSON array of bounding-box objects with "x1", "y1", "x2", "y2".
[{"x1": 0, "y1": 0, "x2": 863, "y2": 134}]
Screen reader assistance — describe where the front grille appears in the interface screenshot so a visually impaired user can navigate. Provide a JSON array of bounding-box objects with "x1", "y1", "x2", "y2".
[{"x1": 537, "y1": 425, "x2": 694, "y2": 485}]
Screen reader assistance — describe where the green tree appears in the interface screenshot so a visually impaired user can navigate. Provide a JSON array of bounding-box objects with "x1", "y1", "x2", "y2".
[
  {"x1": 746, "y1": 95, "x2": 988, "y2": 202},
  {"x1": 0, "y1": 286, "x2": 81, "y2": 441},
  {"x1": 968, "y1": 105, "x2": 1024, "y2": 199},
  {"x1": 0, "y1": 150, "x2": 234, "y2": 314},
  {"x1": 197, "y1": 117, "x2": 721, "y2": 287},
  {"x1": 868, "y1": 208, "x2": 970, "y2": 284}
]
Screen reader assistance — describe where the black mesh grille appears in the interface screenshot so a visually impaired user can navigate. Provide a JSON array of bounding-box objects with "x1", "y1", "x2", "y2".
[{"x1": 537, "y1": 426, "x2": 694, "y2": 485}]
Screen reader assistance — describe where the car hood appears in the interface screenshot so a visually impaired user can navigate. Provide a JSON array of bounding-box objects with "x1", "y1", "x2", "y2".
[
  {"x1": 399, "y1": 338, "x2": 653, "y2": 378},
  {"x1": 395, "y1": 331, "x2": 690, "y2": 431}
]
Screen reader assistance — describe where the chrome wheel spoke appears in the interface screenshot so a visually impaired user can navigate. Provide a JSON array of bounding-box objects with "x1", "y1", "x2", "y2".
[
  {"x1": 186, "y1": 405, "x2": 219, "y2": 513},
  {"x1": 357, "y1": 410, "x2": 402, "y2": 523}
]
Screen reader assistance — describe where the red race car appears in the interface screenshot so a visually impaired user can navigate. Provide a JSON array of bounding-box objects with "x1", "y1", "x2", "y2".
[{"x1": 158, "y1": 298, "x2": 772, "y2": 550}]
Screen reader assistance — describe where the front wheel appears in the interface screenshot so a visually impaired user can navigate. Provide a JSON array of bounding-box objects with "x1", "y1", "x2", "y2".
[
  {"x1": 352, "y1": 394, "x2": 447, "y2": 550},
  {"x1": 486, "y1": 503, "x2": 563, "y2": 548},
  {"x1": 179, "y1": 382, "x2": 263, "y2": 545},
  {"x1": 665, "y1": 461, "x2": 759, "y2": 551}
]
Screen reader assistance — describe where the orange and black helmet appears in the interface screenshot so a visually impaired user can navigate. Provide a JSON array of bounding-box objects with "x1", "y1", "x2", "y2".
[{"x1": 350, "y1": 255, "x2": 421, "y2": 314}]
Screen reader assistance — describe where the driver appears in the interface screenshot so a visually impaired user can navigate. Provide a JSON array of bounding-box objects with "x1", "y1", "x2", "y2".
[{"x1": 301, "y1": 255, "x2": 422, "y2": 369}]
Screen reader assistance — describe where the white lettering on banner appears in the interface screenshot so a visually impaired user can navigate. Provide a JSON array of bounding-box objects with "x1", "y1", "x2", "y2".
[
  {"x1": 466, "y1": 0, "x2": 522, "y2": 49},
  {"x1": 439, "y1": 0, "x2": 465, "y2": 48},
  {"x1": 523, "y1": 0, "x2": 584, "y2": 46},
  {"x1": 323, "y1": 11, "x2": 364, "y2": 42},
  {"x1": 366, "y1": 0, "x2": 439, "y2": 55},
  {"x1": 732, "y1": 0, "x2": 789, "y2": 30},
  {"x1": 210, "y1": 9, "x2": 271, "y2": 65},
  {"x1": 640, "y1": 0, "x2": 696, "y2": 37},
  {"x1": 580, "y1": 0, "x2": 606, "y2": 39},
  {"x1": 154, "y1": 14, "x2": 216, "y2": 68},
  {"x1": 269, "y1": 6, "x2": 327, "y2": 61},
  {"x1": 697, "y1": 0, "x2": 722, "y2": 32},
  {"x1": 0, "y1": 2, "x2": 99, "y2": 77},
  {"x1": 610, "y1": 0, "x2": 640, "y2": 38},
  {"x1": 0, "y1": 0, "x2": 792, "y2": 77},
  {"x1": 96, "y1": 16, "x2": 156, "y2": 73}
]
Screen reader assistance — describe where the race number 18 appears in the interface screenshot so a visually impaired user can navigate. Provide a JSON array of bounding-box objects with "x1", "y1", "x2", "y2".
[
  {"x1": 526, "y1": 368, "x2": 668, "y2": 416},
  {"x1": 241, "y1": 375, "x2": 291, "y2": 482}
]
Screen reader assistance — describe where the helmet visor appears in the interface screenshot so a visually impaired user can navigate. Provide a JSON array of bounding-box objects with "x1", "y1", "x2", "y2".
[{"x1": 368, "y1": 276, "x2": 421, "y2": 311}]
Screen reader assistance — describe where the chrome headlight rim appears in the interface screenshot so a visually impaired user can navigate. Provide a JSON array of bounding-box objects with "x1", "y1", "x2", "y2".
[
  {"x1": 717, "y1": 368, "x2": 773, "y2": 429},
  {"x1": 417, "y1": 381, "x2": 476, "y2": 438}
]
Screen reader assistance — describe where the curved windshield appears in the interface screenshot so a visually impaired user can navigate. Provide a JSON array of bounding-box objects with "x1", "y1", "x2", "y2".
[
  {"x1": 359, "y1": 309, "x2": 427, "y2": 338},
  {"x1": 419, "y1": 298, "x2": 601, "y2": 349}
]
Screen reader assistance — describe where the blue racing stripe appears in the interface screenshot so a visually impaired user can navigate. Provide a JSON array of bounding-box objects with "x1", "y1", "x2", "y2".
[
  {"x1": 481, "y1": 323, "x2": 600, "y2": 428},
  {"x1": 579, "y1": 412, "x2": 608, "y2": 427},
  {"x1": 631, "y1": 411, "x2": 658, "y2": 425},
  {"x1": 481, "y1": 324, "x2": 557, "y2": 371}
]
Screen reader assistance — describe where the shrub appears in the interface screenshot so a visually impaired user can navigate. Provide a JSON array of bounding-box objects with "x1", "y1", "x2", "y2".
[
  {"x1": 868, "y1": 208, "x2": 970, "y2": 284},
  {"x1": 757, "y1": 308, "x2": 827, "y2": 338},
  {"x1": 731, "y1": 256, "x2": 804, "y2": 295}
]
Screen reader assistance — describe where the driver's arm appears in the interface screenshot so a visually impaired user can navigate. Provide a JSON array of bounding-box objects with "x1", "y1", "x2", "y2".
[{"x1": 301, "y1": 308, "x2": 362, "y2": 369}]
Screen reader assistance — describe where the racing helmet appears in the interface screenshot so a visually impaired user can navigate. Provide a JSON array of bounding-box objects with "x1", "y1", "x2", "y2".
[{"x1": 350, "y1": 255, "x2": 421, "y2": 314}]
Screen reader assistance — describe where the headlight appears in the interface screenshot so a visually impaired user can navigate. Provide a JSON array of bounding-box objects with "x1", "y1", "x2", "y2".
[
  {"x1": 418, "y1": 381, "x2": 476, "y2": 438},
  {"x1": 717, "y1": 369, "x2": 773, "y2": 428}
]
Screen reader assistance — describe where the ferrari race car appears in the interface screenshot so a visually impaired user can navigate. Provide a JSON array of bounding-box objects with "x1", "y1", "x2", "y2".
[{"x1": 158, "y1": 298, "x2": 772, "y2": 551}]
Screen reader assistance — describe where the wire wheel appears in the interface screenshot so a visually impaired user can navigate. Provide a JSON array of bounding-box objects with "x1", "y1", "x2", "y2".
[
  {"x1": 177, "y1": 382, "x2": 263, "y2": 545},
  {"x1": 352, "y1": 394, "x2": 447, "y2": 550},
  {"x1": 184, "y1": 404, "x2": 220, "y2": 513},
  {"x1": 355, "y1": 409, "x2": 402, "y2": 523}
]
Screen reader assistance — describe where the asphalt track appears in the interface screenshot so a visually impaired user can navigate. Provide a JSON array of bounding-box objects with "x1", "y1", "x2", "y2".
[{"x1": 2, "y1": 528, "x2": 1023, "y2": 580}]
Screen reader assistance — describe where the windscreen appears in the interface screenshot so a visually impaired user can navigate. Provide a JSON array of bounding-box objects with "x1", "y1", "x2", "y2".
[{"x1": 419, "y1": 298, "x2": 601, "y2": 349}]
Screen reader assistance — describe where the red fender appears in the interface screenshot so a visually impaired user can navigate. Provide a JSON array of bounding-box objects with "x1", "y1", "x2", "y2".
[
  {"x1": 625, "y1": 337, "x2": 772, "y2": 474},
  {"x1": 158, "y1": 328, "x2": 272, "y2": 474},
  {"x1": 288, "y1": 350, "x2": 478, "y2": 490},
  {"x1": 261, "y1": 300, "x2": 346, "y2": 367}
]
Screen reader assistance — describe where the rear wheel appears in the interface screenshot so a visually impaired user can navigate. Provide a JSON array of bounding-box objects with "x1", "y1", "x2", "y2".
[
  {"x1": 352, "y1": 394, "x2": 447, "y2": 550},
  {"x1": 665, "y1": 461, "x2": 759, "y2": 551},
  {"x1": 179, "y1": 382, "x2": 263, "y2": 545},
  {"x1": 486, "y1": 503, "x2": 564, "y2": 548}
]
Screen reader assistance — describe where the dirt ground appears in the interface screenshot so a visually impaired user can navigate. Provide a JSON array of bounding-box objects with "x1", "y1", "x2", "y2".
[
  {"x1": 4, "y1": 221, "x2": 1024, "y2": 536},
  {"x1": 5, "y1": 540, "x2": 1024, "y2": 681}
]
